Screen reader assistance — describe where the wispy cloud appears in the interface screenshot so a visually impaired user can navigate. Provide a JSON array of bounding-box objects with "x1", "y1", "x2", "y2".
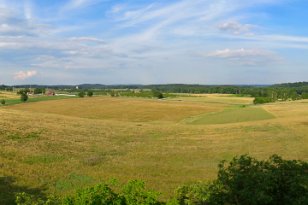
[
  {"x1": 14, "y1": 70, "x2": 38, "y2": 80},
  {"x1": 207, "y1": 48, "x2": 281, "y2": 66},
  {"x1": 62, "y1": 0, "x2": 106, "y2": 11},
  {"x1": 218, "y1": 20, "x2": 255, "y2": 35}
]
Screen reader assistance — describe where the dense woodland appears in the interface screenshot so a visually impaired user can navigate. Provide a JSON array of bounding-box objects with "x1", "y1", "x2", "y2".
[{"x1": 1, "y1": 82, "x2": 308, "y2": 104}]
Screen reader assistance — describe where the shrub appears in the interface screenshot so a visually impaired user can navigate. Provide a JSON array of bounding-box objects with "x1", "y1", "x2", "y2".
[
  {"x1": 87, "y1": 91, "x2": 93, "y2": 97},
  {"x1": 302, "y1": 93, "x2": 308, "y2": 99},
  {"x1": 209, "y1": 155, "x2": 308, "y2": 205},
  {"x1": 78, "y1": 91, "x2": 85, "y2": 98},
  {"x1": 122, "y1": 180, "x2": 162, "y2": 205},
  {"x1": 173, "y1": 182, "x2": 212, "y2": 205},
  {"x1": 0, "y1": 99, "x2": 5, "y2": 105},
  {"x1": 20, "y1": 93, "x2": 28, "y2": 102},
  {"x1": 171, "y1": 155, "x2": 308, "y2": 205},
  {"x1": 253, "y1": 97, "x2": 273, "y2": 104},
  {"x1": 152, "y1": 90, "x2": 164, "y2": 99},
  {"x1": 63, "y1": 184, "x2": 122, "y2": 205}
]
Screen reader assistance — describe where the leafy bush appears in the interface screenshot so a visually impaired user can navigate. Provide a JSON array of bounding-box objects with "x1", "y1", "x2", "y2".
[
  {"x1": 63, "y1": 184, "x2": 121, "y2": 205},
  {"x1": 16, "y1": 192, "x2": 60, "y2": 205},
  {"x1": 173, "y1": 155, "x2": 308, "y2": 205},
  {"x1": 211, "y1": 155, "x2": 308, "y2": 205},
  {"x1": 152, "y1": 90, "x2": 164, "y2": 99},
  {"x1": 122, "y1": 180, "x2": 162, "y2": 205},
  {"x1": 20, "y1": 93, "x2": 28, "y2": 102},
  {"x1": 253, "y1": 97, "x2": 273, "y2": 104},
  {"x1": 302, "y1": 93, "x2": 308, "y2": 99},
  {"x1": 0, "y1": 99, "x2": 5, "y2": 105},
  {"x1": 172, "y1": 182, "x2": 212, "y2": 205},
  {"x1": 78, "y1": 91, "x2": 85, "y2": 98},
  {"x1": 87, "y1": 91, "x2": 93, "y2": 97}
]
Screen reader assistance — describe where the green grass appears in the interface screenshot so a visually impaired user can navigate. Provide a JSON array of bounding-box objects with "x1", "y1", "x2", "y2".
[
  {"x1": 55, "y1": 173, "x2": 94, "y2": 191},
  {"x1": 185, "y1": 106, "x2": 275, "y2": 125},
  {"x1": 1, "y1": 95, "x2": 76, "y2": 106},
  {"x1": 24, "y1": 154, "x2": 65, "y2": 165}
]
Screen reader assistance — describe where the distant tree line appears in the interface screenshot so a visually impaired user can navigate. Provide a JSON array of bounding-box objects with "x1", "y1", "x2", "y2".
[
  {"x1": 3, "y1": 82, "x2": 308, "y2": 104},
  {"x1": 15, "y1": 154, "x2": 308, "y2": 205}
]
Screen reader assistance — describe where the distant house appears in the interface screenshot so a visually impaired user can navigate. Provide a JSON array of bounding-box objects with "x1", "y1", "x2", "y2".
[{"x1": 45, "y1": 89, "x2": 55, "y2": 96}]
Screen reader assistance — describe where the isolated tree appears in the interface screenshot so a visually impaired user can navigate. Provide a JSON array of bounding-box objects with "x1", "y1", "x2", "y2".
[
  {"x1": 152, "y1": 90, "x2": 164, "y2": 99},
  {"x1": 20, "y1": 93, "x2": 28, "y2": 102},
  {"x1": 0, "y1": 99, "x2": 5, "y2": 105},
  {"x1": 87, "y1": 91, "x2": 93, "y2": 97},
  {"x1": 78, "y1": 91, "x2": 85, "y2": 98}
]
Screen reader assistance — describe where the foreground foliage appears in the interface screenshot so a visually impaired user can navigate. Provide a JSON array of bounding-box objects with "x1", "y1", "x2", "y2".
[{"x1": 15, "y1": 155, "x2": 308, "y2": 205}]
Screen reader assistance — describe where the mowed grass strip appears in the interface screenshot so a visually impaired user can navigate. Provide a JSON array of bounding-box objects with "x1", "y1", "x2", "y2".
[
  {"x1": 185, "y1": 106, "x2": 275, "y2": 125},
  {"x1": 6, "y1": 96, "x2": 225, "y2": 122},
  {"x1": 167, "y1": 94, "x2": 254, "y2": 105}
]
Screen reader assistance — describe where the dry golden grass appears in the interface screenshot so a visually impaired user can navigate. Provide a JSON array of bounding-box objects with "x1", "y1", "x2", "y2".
[
  {"x1": 7, "y1": 96, "x2": 225, "y2": 122},
  {"x1": 1, "y1": 96, "x2": 308, "y2": 199},
  {"x1": 167, "y1": 94, "x2": 253, "y2": 105},
  {"x1": 0, "y1": 91, "x2": 18, "y2": 99}
]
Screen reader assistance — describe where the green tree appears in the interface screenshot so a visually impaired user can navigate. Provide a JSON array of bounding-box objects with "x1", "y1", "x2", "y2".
[
  {"x1": 63, "y1": 184, "x2": 122, "y2": 205},
  {"x1": 0, "y1": 99, "x2": 5, "y2": 105},
  {"x1": 87, "y1": 91, "x2": 93, "y2": 97},
  {"x1": 78, "y1": 91, "x2": 85, "y2": 98},
  {"x1": 20, "y1": 93, "x2": 28, "y2": 102},
  {"x1": 208, "y1": 155, "x2": 308, "y2": 205},
  {"x1": 34, "y1": 88, "x2": 46, "y2": 95},
  {"x1": 253, "y1": 97, "x2": 273, "y2": 104},
  {"x1": 302, "y1": 93, "x2": 308, "y2": 99},
  {"x1": 152, "y1": 90, "x2": 164, "y2": 99},
  {"x1": 121, "y1": 180, "x2": 162, "y2": 205},
  {"x1": 17, "y1": 88, "x2": 30, "y2": 95}
]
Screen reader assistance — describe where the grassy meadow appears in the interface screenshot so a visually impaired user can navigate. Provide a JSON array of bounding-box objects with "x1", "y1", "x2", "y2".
[{"x1": 1, "y1": 93, "x2": 308, "y2": 203}]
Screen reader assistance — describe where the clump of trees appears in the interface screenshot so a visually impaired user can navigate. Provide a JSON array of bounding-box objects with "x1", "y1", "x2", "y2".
[
  {"x1": 78, "y1": 91, "x2": 94, "y2": 98},
  {"x1": 173, "y1": 155, "x2": 308, "y2": 205},
  {"x1": 87, "y1": 91, "x2": 93, "y2": 97},
  {"x1": 33, "y1": 88, "x2": 46, "y2": 95},
  {"x1": 78, "y1": 91, "x2": 85, "y2": 98},
  {"x1": 15, "y1": 155, "x2": 308, "y2": 205},
  {"x1": 152, "y1": 90, "x2": 164, "y2": 99},
  {"x1": 253, "y1": 97, "x2": 274, "y2": 104},
  {"x1": 17, "y1": 89, "x2": 30, "y2": 102}
]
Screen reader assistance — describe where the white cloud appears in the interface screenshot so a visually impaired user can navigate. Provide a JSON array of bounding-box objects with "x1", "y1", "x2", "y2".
[
  {"x1": 69, "y1": 37, "x2": 105, "y2": 44},
  {"x1": 14, "y1": 70, "x2": 38, "y2": 80},
  {"x1": 63, "y1": 0, "x2": 105, "y2": 11},
  {"x1": 218, "y1": 20, "x2": 255, "y2": 35},
  {"x1": 207, "y1": 48, "x2": 281, "y2": 66}
]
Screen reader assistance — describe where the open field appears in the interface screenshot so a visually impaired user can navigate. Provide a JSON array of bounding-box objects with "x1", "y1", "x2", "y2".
[
  {"x1": 0, "y1": 93, "x2": 76, "y2": 106},
  {"x1": 1, "y1": 95, "x2": 308, "y2": 203},
  {"x1": 0, "y1": 91, "x2": 18, "y2": 99}
]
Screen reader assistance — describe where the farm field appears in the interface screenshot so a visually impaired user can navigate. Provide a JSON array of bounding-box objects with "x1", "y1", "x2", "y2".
[
  {"x1": 0, "y1": 91, "x2": 18, "y2": 99},
  {"x1": 1, "y1": 94, "x2": 308, "y2": 203}
]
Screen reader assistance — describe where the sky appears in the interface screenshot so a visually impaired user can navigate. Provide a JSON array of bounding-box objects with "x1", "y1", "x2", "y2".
[{"x1": 0, "y1": 0, "x2": 308, "y2": 85}]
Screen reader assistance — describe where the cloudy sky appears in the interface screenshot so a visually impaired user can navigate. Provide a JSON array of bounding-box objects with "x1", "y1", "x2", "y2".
[{"x1": 0, "y1": 0, "x2": 308, "y2": 85}]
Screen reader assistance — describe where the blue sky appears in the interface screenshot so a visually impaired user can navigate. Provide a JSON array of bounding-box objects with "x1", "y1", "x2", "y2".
[{"x1": 0, "y1": 0, "x2": 308, "y2": 85}]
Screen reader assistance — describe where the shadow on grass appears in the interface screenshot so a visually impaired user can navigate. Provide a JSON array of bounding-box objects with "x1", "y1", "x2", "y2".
[{"x1": 0, "y1": 176, "x2": 46, "y2": 205}]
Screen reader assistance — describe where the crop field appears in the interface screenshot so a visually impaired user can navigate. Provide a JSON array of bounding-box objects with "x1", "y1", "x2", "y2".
[
  {"x1": 1, "y1": 94, "x2": 308, "y2": 203},
  {"x1": 0, "y1": 91, "x2": 18, "y2": 99}
]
